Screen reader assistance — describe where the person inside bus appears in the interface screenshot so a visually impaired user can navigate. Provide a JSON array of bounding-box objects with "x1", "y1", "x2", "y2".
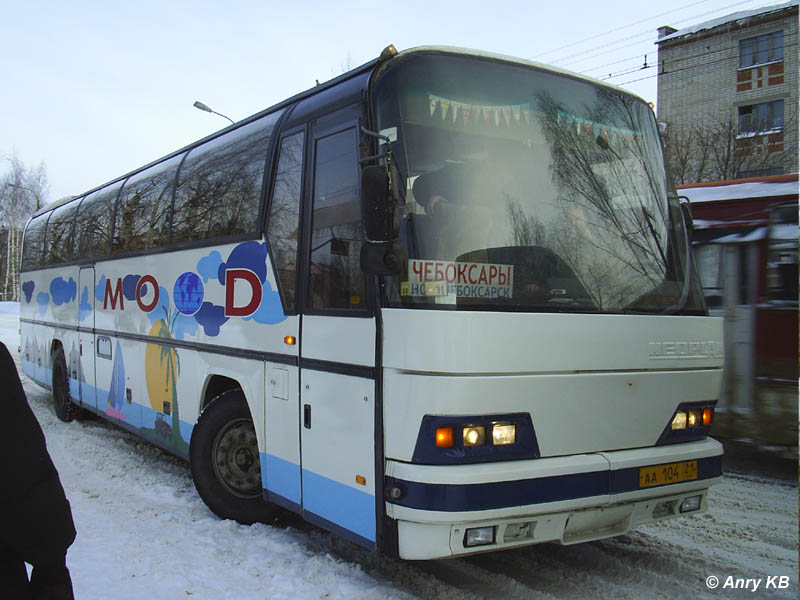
[
  {"x1": 0, "y1": 341, "x2": 76, "y2": 600},
  {"x1": 411, "y1": 161, "x2": 496, "y2": 261}
]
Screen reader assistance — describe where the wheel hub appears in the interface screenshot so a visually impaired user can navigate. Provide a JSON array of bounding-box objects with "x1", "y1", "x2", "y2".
[{"x1": 212, "y1": 419, "x2": 261, "y2": 498}]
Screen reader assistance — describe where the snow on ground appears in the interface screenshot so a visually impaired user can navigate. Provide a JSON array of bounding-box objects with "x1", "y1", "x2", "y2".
[{"x1": 1, "y1": 302, "x2": 797, "y2": 599}]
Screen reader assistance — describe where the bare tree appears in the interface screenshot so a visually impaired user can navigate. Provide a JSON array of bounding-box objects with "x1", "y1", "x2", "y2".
[
  {"x1": 663, "y1": 115, "x2": 795, "y2": 184},
  {"x1": 0, "y1": 152, "x2": 49, "y2": 300}
]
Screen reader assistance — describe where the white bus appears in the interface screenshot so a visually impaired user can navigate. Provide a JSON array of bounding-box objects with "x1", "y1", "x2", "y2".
[{"x1": 20, "y1": 45, "x2": 723, "y2": 559}]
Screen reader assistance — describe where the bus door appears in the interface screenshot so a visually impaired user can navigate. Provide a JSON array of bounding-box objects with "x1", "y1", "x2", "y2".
[
  {"x1": 298, "y1": 121, "x2": 377, "y2": 548},
  {"x1": 77, "y1": 266, "x2": 97, "y2": 410}
]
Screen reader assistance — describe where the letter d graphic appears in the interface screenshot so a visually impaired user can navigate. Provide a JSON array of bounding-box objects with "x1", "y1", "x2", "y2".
[{"x1": 225, "y1": 269, "x2": 263, "y2": 317}]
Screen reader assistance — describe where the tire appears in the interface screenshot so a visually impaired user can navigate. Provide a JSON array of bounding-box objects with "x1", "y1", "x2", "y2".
[
  {"x1": 189, "y1": 389, "x2": 280, "y2": 525},
  {"x1": 51, "y1": 347, "x2": 76, "y2": 422}
]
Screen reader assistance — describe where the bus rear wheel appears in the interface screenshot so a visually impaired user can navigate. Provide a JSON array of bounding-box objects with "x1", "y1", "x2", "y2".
[
  {"x1": 51, "y1": 347, "x2": 77, "y2": 422},
  {"x1": 189, "y1": 389, "x2": 281, "y2": 525}
]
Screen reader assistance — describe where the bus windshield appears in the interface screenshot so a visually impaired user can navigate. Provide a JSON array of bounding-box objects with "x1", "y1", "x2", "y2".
[{"x1": 373, "y1": 52, "x2": 705, "y2": 314}]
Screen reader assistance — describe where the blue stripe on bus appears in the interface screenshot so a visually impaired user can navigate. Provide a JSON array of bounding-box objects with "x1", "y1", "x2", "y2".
[
  {"x1": 22, "y1": 360, "x2": 51, "y2": 388},
  {"x1": 260, "y1": 453, "x2": 302, "y2": 505},
  {"x1": 302, "y1": 509, "x2": 377, "y2": 551},
  {"x1": 67, "y1": 377, "x2": 79, "y2": 400},
  {"x1": 302, "y1": 469, "x2": 376, "y2": 542},
  {"x1": 28, "y1": 363, "x2": 195, "y2": 457},
  {"x1": 386, "y1": 455, "x2": 722, "y2": 512}
]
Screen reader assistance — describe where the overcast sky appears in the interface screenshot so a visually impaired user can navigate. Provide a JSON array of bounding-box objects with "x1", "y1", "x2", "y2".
[{"x1": 0, "y1": 0, "x2": 781, "y2": 204}]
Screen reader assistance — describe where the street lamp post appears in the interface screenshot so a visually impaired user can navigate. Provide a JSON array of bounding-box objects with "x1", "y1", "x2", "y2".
[
  {"x1": 6, "y1": 183, "x2": 41, "y2": 211},
  {"x1": 192, "y1": 101, "x2": 235, "y2": 125}
]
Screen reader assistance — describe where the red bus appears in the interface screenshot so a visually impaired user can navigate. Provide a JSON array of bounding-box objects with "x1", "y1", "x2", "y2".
[{"x1": 681, "y1": 174, "x2": 798, "y2": 455}]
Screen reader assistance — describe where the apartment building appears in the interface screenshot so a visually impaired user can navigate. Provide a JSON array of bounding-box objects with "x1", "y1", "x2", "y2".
[{"x1": 656, "y1": 1, "x2": 798, "y2": 183}]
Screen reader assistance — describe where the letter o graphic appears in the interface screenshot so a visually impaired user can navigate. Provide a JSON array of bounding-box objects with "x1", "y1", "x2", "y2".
[{"x1": 136, "y1": 275, "x2": 160, "y2": 312}]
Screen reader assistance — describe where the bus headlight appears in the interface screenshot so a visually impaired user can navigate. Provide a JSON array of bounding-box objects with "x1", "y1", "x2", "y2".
[
  {"x1": 463, "y1": 426, "x2": 486, "y2": 447},
  {"x1": 412, "y1": 413, "x2": 540, "y2": 464},
  {"x1": 658, "y1": 402, "x2": 717, "y2": 445},
  {"x1": 671, "y1": 411, "x2": 687, "y2": 430},
  {"x1": 492, "y1": 423, "x2": 516, "y2": 445}
]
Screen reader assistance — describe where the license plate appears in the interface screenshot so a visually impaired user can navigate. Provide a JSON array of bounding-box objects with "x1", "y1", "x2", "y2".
[{"x1": 639, "y1": 460, "x2": 698, "y2": 488}]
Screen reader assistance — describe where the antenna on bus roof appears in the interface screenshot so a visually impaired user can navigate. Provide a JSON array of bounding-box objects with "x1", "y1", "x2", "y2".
[{"x1": 379, "y1": 44, "x2": 398, "y2": 62}]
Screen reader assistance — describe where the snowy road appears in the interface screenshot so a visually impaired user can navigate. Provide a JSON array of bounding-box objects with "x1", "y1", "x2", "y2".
[{"x1": 2, "y1": 304, "x2": 797, "y2": 599}]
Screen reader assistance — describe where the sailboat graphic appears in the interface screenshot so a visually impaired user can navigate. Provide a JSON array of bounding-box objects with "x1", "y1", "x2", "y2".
[{"x1": 106, "y1": 341, "x2": 126, "y2": 420}]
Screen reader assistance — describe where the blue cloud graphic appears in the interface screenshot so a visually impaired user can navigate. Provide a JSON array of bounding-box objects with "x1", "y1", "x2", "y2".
[
  {"x1": 36, "y1": 292, "x2": 50, "y2": 316},
  {"x1": 50, "y1": 277, "x2": 77, "y2": 306},
  {"x1": 122, "y1": 274, "x2": 142, "y2": 301},
  {"x1": 172, "y1": 313, "x2": 199, "y2": 341},
  {"x1": 95, "y1": 275, "x2": 107, "y2": 302},
  {"x1": 244, "y1": 280, "x2": 286, "y2": 325},
  {"x1": 217, "y1": 241, "x2": 267, "y2": 285},
  {"x1": 197, "y1": 251, "x2": 223, "y2": 283},
  {"x1": 194, "y1": 302, "x2": 228, "y2": 337},
  {"x1": 22, "y1": 281, "x2": 35, "y2": 303},
  {"x1": 78, "y1": 286, "x2": 92, "y2": 322},
  {"x1": 146, "y1": 286, "x2": 171, "y2": 324}
]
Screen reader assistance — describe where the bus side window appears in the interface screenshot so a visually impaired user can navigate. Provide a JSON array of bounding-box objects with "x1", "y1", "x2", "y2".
[
  {"x1": 307, "y1": 126, "x2": 365, "y2": 311},
  {"x1": 267, "y1": 130, "x2": 305, "y2": 312},
  {"x1": 75, "y1": 182, "x2": 123, "y2": 260},
  {"x1": 43, "y1": 201, "x2": 78, "y2": 265},
  {"x1": 21, "y1": 213, "x2": 48, "y2": 270},
  {"x1": 112, "y1": 155, "x2": 181, "y2": 255},
  {"x1": 171, "y1": 110, "x2": 283, "y2": 245}
]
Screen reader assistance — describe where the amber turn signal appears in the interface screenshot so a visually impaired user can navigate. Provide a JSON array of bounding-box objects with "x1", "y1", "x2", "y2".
[
  {"x1": 435, "y1": 427, "x2": 454, "y2": 448},
  {"x1": 284, "y1": 335, "x2": 296, "y2": 345}
]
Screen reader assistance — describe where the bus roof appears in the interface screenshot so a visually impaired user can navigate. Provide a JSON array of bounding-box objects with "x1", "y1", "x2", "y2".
[
  {"x1": 391, "y1": 46, "x2": 651, "y2": 105},
  {"x1": 34, "y1": 45, "x2": 650, "y2": 220}
]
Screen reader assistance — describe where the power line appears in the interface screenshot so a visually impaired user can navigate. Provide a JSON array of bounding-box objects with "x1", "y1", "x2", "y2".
[
  {"x1": 614, "y1": 40, "x2": 797, "y2": 86},
  {"x1": 547, "y1": 0, "x2": 769, "y2": 68},
  {"x1": 599, "y1": 31, "x2": 797, "y2": 81},
  {"x1": 531, "y1": 0, "x2": 715, "y2": 59}
]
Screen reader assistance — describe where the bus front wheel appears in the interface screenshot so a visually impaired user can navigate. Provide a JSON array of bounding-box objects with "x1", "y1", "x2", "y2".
[
  {"x1": 51, "y1": 347, "x2": 77, "y2": 422},
  {"x1": 189, "y1": 389, "x2": 280, "y2": 525}
]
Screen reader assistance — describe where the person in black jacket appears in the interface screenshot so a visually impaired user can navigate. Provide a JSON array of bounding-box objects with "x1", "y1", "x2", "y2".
[{"x1": 0, "y1": 341, "x2": 76, "y2": 600}]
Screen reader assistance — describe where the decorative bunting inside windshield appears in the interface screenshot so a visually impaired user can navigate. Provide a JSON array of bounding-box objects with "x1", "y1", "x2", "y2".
[
  {"x1": 556, "y1": 109, "x2": 642, "y2": 146},
  {"x1": 428, "y1": 93, "x2": 532, "y2": 127}
]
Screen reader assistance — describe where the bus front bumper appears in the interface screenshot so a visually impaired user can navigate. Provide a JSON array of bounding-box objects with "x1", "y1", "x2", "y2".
[{"x1": 384, "y1": 438, "x2": 722, "y2": 559}]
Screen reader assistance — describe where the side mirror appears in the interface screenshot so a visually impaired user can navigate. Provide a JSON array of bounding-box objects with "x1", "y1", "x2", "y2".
[
  {"x1": 361, "y1": 165, "x2": 396, "y2": 242},
  {"x1": 360, "y1": 240, "x2": 402, "y2": 275}
]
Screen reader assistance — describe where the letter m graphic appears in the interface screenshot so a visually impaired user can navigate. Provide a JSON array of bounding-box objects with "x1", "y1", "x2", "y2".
[{"x1": 104, "y1": 278, "x2": 125, "y2": 310}]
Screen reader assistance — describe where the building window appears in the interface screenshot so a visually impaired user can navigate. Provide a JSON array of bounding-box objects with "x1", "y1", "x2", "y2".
[
  {"x1": 739, "y1": 31, "x2": 783, "y2": 68},
  {"x1": 737, "y1": 100, "x2": 784, "y2": 136}
]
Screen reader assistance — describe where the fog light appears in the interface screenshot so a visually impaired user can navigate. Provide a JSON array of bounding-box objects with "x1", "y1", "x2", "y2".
[
  {"x1": 503, "y1": 521, "x2": 532, "y2": 541},
  {"x1": 463, "y1": 426, "x2": 486, "y2": 447},
  {"x1": 492, "y1": 423, "x2": 516, "y2": 445},
  {"x1": 653, "y1": 500, "x2": 675, "y2": 518},
  {"x1": 680, "y1": 495, "x2": 702, "y2": 513},
  {"x1": 464, "y1": 526, "x2": 495, "y2": 547},
  {"x1": 671, "y1": 411, "x2": 687, "y2": 430}
]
